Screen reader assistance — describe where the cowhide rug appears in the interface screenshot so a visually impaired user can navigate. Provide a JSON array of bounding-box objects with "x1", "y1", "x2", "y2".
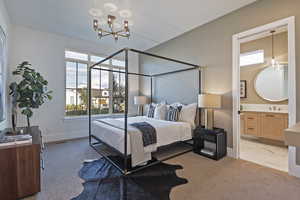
[{"x1": 72, "y1": 157, "x2": 188, "y2": 200}]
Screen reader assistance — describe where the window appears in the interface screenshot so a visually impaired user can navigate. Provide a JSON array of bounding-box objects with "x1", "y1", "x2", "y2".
[
  {"x1": 240, "y1": 50, "x2": 264, "y2": 67},
  {"x1": 65, "y1": 50, "x2": 125, "y2": 116}
]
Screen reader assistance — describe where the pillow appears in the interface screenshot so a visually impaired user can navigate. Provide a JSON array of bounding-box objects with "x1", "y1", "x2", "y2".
[
  {"x1": 179, "y1": 103, "x2": 197, "y2": 129},
  {"x1": 170, "y1": 102, "x2": 183, "y2": 107},
  {"x1": 154, "y1": 103, "x2": 167, "y2": 120},
  {"x1": 166, "y1": 106, "x2": 182, "y2": 121},
  {"x1": 147, "y1": 104, "x2": 156, "y2": 118}
]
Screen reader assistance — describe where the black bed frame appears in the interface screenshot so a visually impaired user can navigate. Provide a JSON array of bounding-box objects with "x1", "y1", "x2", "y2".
[{"x1": 88, "y1": 48, "x2": 202, "y2": 175}]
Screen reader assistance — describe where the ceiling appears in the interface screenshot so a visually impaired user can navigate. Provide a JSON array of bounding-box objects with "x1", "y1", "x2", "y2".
[{"x1": 5, "y1": 0, "x2": 257, "y2": 50}]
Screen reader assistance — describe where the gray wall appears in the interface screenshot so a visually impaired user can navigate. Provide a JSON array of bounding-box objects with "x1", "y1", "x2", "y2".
[
  {"x1": 139, "y1": 54, "x2": 200, "y2": 104},
  {"x1": 139, "y1": 0, "x2": 300, "y2": 163}
]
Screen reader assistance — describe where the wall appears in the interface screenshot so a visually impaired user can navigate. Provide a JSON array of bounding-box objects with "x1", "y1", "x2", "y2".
[
  {"x1": 139, "y1": 54, "x2": 200, "y2": 105},
  {"x1": 140, "y1": 0, "x2": 300, "y2": 165},
  {"x1": 0, "y1": 0, "x2": 11, "y2": 131},
  {"x1": 240, "y1": 32, "x2": 288, "y2": 105},
  {"x1": 9, "y1": 25, "x2": 139, "y2": 142}
]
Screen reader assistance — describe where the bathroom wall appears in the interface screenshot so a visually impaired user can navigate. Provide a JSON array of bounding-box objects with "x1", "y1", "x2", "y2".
[{"x1": 240, "y1": 32, "x2": 288, "y2": 105}]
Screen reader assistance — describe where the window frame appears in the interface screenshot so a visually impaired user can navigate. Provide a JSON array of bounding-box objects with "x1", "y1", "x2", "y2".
[{"x1": 64, "y1": 50, "x2": 125, "y2": 118}]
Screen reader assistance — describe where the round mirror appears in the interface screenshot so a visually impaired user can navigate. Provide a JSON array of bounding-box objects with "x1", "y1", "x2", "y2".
[{"x1": 255, "y1": 64, "x2": 288, "y2": 102}]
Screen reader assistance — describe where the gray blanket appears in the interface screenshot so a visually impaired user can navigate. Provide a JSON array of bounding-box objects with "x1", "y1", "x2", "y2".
[{"x1": 130, "y1": 122, "x2": 157, "y2": 147}]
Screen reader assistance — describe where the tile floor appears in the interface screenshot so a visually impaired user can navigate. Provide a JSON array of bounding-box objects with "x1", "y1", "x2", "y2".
[{"x1": 240, "y1": 137, "x2": 288, "y2": 172}]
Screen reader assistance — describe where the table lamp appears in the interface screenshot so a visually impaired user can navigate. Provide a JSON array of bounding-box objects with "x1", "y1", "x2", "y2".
[
  {"x1": 134, "y1": 96, "x2": 148, "y2": 116},
  {"x1": 198, "y1": 94, "x2": 222, "y2": 129}
]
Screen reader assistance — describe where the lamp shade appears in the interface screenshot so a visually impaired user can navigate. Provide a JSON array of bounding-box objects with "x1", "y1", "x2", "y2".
[
  {"x1": 198, "y1": 94, "x2": 222, "y2": 109},
  {"x1": 134, "y1": 96, "x2": 148, "y2": 105}
]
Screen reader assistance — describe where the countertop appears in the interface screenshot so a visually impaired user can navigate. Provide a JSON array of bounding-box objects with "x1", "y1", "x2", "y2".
[{"x1": 241, "y1": 104, "x2": 288, "y2": 114}]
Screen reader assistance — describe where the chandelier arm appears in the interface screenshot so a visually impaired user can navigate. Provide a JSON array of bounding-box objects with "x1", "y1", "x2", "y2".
[
  {"x1": 109, "y1": 26, "x2": 114, "y2": 34},
  {"x1": 101, "y1": 33, "x2": 111, "y2": 37},
  {"x1": 116, "y1": 29, "x2": 126, "y2": 34},
  {"x1": 102, "y1": 29, "x2": 113, "y2": 34},
  {"x1": 117, "y1": 33, "x2": 129, "y2": 37}
]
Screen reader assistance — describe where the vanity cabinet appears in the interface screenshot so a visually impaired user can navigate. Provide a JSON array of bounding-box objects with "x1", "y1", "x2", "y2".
[
  {"x1": 244, "y1": 112, "x2": 261, "y2": 137},
  {"x1": 241, "y1": 111, "x2": 288, "y2": 141},
  {"x1": 261, "y1": 113, "x2": 288, "y2": 141}
]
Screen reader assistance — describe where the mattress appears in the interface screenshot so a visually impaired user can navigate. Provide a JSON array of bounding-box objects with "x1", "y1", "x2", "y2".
[{"x1": 92, "y1": 116, "x2": 192, "y2": 154}]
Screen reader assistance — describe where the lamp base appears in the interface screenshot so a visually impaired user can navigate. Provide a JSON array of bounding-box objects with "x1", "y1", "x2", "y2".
[
  {"x1": 204, "y1": 109, "x2": 214, "y2": 130},
  {"x1": 137, "y1": 105, "x2": 144, "y2": 116}
]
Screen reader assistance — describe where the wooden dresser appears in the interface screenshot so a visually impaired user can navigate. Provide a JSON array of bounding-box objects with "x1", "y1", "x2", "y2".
[
  {"x1": 0, "y1": 126, "x2": 43, "y2": 200},
  {"x1": 241, "y1": 112, "x2": 288, "y2": 141}
]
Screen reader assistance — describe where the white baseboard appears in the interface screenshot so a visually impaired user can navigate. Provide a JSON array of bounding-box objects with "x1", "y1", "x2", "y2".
[
  {"x1": 43, "y1": 130, "x2": 88, "y2": 143},
  {"x1": 227, "y1": 147, "x2": 235, "y2": 158}
]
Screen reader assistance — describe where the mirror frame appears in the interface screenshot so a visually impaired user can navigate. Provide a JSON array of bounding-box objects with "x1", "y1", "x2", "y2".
[{"x1": 254, "y1": 63, "x2": 288, "y2": 102}]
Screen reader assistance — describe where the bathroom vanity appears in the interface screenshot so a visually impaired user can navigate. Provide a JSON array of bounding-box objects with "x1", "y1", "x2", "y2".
[
  {"x1": 241, "y1": 110, "x2": 288, "y2": 141},
  {"x1": 240, "y1": 63, "x2": 289, "y2": 142}
]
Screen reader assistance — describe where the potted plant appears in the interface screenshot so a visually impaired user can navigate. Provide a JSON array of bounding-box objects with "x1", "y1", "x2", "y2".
[{"x1": 9, "y1": 62, "x2": 52, "y2": 130}]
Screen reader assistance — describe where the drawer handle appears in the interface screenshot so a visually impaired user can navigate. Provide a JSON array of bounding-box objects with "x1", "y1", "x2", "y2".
[
  {"x1": 248, "y1": 128, "x2": 254, "y2": 130},
  {"x1": 247, "y1": 117, "x2": 254, "y2": 120},
  {"x1": 265, "y1": 114, "x2": 275, "y2": 117},
  {"x1": 41, "y1": 158, "x2": 45, "y2": 170}
]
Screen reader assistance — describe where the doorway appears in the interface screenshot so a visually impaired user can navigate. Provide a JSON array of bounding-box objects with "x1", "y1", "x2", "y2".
[{"x1": 232, "y1": 17, "x2": 300, "y2": 177}]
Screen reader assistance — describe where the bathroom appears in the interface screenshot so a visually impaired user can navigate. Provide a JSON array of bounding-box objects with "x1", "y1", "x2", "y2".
[{"x1": 239, "y1": 27, "x2": 289, "y2": 171}]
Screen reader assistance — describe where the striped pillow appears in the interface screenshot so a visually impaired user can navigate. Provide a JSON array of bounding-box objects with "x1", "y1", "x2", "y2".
[
  {"x1": 147, "y1": 104, "x2": 156, "y2": 118},
  {"x1": 166, "y1": 106, "x2": 182, "y2": 121}
]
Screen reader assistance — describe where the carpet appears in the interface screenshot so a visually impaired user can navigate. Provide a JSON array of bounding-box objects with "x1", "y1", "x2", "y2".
[{"x1": 72, "y1": 157, "x2": 188, "y2": 200}]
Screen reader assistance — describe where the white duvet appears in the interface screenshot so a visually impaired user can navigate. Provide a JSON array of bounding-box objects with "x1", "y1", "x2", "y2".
[{"x1": 92, "y1": 116, "x2": 192, "y2": 155}]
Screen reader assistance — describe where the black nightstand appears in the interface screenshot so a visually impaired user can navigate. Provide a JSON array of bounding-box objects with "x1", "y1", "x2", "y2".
[{"x1": 193, "y1": 127, "x2": 227, "y2": 160}]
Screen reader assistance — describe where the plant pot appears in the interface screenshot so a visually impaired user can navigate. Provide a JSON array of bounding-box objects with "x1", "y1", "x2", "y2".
[{"x1": 11, "y1": 113, "x2": 17, "y2": 133}]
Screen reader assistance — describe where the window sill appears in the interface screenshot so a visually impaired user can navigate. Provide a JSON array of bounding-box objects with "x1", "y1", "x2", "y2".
[{"x1": 63, "y1": 113, "x2": 131, "y2": 121}]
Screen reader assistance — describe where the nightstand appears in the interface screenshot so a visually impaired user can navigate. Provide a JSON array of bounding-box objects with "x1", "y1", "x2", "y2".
[{"x1": 193, "y1": 127, "x2": 227, "y2": 160}]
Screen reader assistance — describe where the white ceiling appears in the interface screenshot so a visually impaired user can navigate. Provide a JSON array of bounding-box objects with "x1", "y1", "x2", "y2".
[{"x1": 5, "y1": 0, "x2": 257, "y2": 50}]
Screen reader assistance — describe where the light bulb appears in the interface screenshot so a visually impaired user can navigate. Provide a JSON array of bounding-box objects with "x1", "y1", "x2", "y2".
[
  {"x1": 114, "y1": 34, "x2": 118, "y2": 41},
  {"x1": 93, "y1": 19, "x2": 98, "y2": 31},
  {"x1": 124, "y1": 21, "x2": 128, "y2": 28},
  {"x1": 98, "y1": 29, "x2": 103, "y2": 38},
  {"x1": 271, "y1": 58, "x2": 276, "y2": 68}
]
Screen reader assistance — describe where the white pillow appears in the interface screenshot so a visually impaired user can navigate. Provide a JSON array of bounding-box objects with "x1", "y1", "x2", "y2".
[
  {"x1": 154, "y1": 103, "x2": 167, "y2": 120},
  {"x1": 170, "y1": 102, "x2": 183, "y2": 107},
  {"x1": 179, "y1": 103, "x2": 197, "y2": 129}
]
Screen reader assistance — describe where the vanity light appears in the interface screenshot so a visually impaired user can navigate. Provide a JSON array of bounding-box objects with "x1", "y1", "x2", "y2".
[{"x1": 270, "y1": 30, "x2": 279, "y2": 69}]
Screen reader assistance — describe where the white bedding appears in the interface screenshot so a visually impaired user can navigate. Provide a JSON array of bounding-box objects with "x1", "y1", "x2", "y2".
[{"x1": 92, "y1": 116, "x2": 192, "y2": 155}]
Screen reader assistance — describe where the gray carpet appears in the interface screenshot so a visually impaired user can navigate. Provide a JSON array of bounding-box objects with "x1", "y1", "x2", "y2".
[{"x1": 24, "y1": 138, "x2": 300, "y2": 200}]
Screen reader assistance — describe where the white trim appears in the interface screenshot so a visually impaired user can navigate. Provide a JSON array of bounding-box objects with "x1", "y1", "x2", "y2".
[
  {"x1": 227, "y1": 147, "x2": 235, "y2": 158},
  {"x1": 239, "y1": 26, "x2": 287, "y2": 44},
  {"x1": 63, "y1": 113, "x2": 133, "y2": 121},
  {"x1": 289, "y1": 147, "x2": 300, "y2": 178},
  {"x1": 232, "y1": 16, "x2": 299, "y2": 177},
  {"x1": 232, "y1": 33, "x2": 240, "y2": 159}
]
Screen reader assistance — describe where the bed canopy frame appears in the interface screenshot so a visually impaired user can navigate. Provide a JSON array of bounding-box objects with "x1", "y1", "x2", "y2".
[{"x1": 88, "y1": 48, "x2": 202, "y2": 175}]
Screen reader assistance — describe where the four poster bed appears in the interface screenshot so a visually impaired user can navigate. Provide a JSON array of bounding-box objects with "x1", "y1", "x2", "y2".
[{"x1": 88, "y1": 48, "x2": 202, "y2": 175}]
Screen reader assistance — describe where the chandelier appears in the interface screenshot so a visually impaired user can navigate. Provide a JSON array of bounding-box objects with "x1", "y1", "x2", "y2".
[{"x1": 93, "y1": 15, "x2": 130, "y2": 41}]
